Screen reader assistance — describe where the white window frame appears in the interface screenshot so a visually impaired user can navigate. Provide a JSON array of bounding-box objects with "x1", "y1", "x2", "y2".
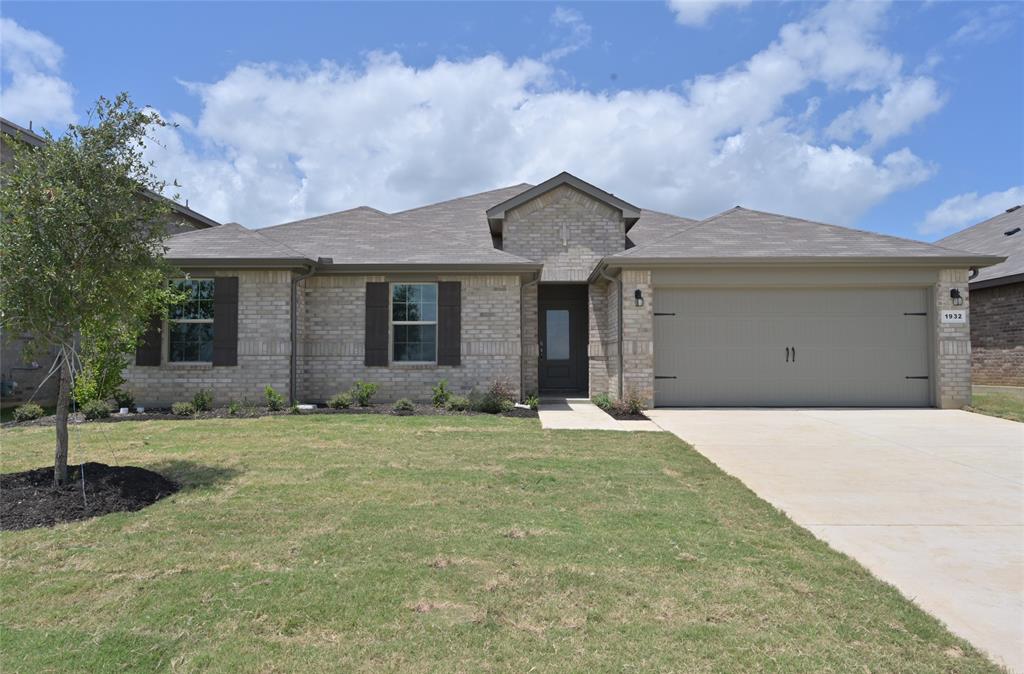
[
  {"x1": 389, "y1": 282, "x2": 438, "y2": 365},
  {"x1": 166, "y1": 278, "x2": 215, "y2": 364}
]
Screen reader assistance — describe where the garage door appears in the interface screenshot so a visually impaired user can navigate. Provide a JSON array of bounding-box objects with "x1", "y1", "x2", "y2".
[{"x1": 653, "y1": 287, "x2": 931, "y2": 407}]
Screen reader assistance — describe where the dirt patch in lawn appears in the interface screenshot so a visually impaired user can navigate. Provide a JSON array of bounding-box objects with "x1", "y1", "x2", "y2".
[{"x1": 0, "y1": 462, "x2": 179, "y2": 531}]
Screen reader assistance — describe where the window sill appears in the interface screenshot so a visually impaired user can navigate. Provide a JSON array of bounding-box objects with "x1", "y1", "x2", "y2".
[
  {"x1": 389, "y1": 362, "x2": 438, "y2": 370},
  {"x1": 165, "y1": 361, "x2": 214, "y2": 370}
]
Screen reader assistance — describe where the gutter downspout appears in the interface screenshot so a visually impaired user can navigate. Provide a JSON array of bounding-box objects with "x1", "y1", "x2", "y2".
[
  {"x1": 598, "y1": 266, "x2": 623, "y2": 399},
  {"x1": 290, "y1": 263, "x2": 318, "y2": 405},
  {"x1": 520, "y1": 273, "x2": 540, "y2": 400}
]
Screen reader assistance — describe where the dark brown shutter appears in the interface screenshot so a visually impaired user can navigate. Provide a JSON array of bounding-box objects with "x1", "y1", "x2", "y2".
[
  {"x1": 212, "y1": 276, "x2": 239, "y2": 366},
  {"x1": 365, "y1": 282, "x2": 389, "y2": 366},
  {"x1": 437, "y1": 281, "x2": 461, "y2": 366},
  {"x1": 135, "y1": 314, "x2": 163, "y2": 366}
]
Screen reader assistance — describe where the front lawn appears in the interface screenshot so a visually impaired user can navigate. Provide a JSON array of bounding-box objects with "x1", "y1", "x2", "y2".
[
  {"x1": 968, "y1": 391, "x2": 1024, "y2": 423},
  {"x1": 0, "y1": 416, "x2": 998, "y2": 672}
]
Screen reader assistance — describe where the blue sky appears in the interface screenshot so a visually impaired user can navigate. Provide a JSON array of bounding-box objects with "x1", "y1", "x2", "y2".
[{"x1": 1, "y1": 1, "x2": 1021, "y2": 240}]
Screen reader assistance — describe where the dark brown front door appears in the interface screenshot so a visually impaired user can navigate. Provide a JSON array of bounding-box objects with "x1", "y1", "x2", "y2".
[{"x1": 538, "y1": 285, "x2": 589, "y2": 394}]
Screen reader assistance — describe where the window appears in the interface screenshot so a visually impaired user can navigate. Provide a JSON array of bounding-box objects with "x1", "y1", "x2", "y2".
[
  {"x1": 545, "y1": 309, "x2": 570, "y2": 360},
  {"x1": 168, "y1": 279, "x2": 215, "y2": 362},
  {"x1": 391, "y1": 283, "x2": 437, "y2": 362}
]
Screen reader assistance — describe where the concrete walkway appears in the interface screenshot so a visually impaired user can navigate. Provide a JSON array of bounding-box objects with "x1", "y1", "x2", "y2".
[
  {"x1": 538, "y1": 398, "x2": 660, "y2": 431},
  {"x1": 647, "y1": 408, "x2": 1024, "y2": 672}
]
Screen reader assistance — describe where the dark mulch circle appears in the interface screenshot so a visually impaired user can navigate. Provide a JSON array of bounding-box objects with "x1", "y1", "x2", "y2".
[{"x1": 0, "y1": 462, "x2": 179, "y2": 531}]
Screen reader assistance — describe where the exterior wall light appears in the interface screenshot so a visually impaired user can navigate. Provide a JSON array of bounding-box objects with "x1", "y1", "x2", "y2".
[
  {"x1": 949, "y1": 288, "x2": 963, "y2": 306},
  {"x1": 634, "y1": 289, "x2": 644, "y2": 307}
]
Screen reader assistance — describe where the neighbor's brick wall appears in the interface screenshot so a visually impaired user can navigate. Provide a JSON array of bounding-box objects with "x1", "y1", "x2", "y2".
[
  {"x1": 934, "y1": 269, "x2": 973, "y2": 408},
  {"x1": 297, "y1": 274, "x2": 522, "y2": 402},
  {"x1": 969, "y1": 282, "x2": 1024, "y2": 386},
  {"x1": 588, "y1": 278, "x2": 618, "y2": 398},
  {"x1": 522, "y1": 283, "x2": 539, "y2": 396},
  {"x1": 621, "y1": 270, "x2": 654, "y2": 407},
  {"x1": 125, "y1": 270, "x2": 292, "y2": 407},
  {"x1": 503, "y1": 185, "x2": 626, "y2": 282}
]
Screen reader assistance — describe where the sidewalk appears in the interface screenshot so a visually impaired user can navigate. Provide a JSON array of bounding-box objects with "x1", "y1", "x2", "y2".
[{"x1": 538, "y1": 397, "x2": 661, "y2": 431}]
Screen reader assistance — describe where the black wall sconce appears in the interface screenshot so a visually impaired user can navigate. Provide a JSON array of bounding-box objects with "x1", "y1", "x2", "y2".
[
  {"x1": 949, "y1": 288, "x2": 963, "y2": 306},
  {"x1": 634, "y1": 289, "x2": 644, "y2": 307}
]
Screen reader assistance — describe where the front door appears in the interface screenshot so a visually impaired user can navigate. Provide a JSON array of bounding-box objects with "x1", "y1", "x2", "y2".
[{"x1": 538, "y1": 285, "x2": 589, "y2": 394}]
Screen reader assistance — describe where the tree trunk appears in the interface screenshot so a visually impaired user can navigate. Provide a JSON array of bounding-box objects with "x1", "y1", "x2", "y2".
[{"x1": 53, "y1": 355, "x2": 71, "y2": 487}]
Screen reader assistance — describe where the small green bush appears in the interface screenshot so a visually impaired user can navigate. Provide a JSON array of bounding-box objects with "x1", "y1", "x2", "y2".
[
  {"x1": 350, "y1": 381, "x2": 378, "y2": 407},
  {"x1": 392, "y1": 398, "x2": 415, "y2": 414},
  {"x1": 612, "y1": 390, "x2": 645, "y2": 416},
  {"x1": 192, "y1": 389, "x2": 213, "y2": 412},
  {"x1": 113, "y1": 389, "x2": 134, "y2": 409},
  {"x1": 81, "y1": 399, "x2": 112, "y2": 420},
  {"x1": 591, "y1": 393, "x2": 613, "y2": 411},
  {"x1": 12, "y1": 403, "x2": 45, "y2": 422},
  {"x1": 264, "y1": 385, "x2": 285, "y2": 411},
  {"x1": 473, "y1": 380, "x2": 517, "y2": 414},
  {"x1": 328, "y1": 392, "x2": 353, "y2": 409},
  {"x1": 525, "y1": 394, "x2": 540, "y2": 411},
  {"x1": 227, "y1": 400, "x2": 241, "y2": 416},
  {"x1": 289, "y1": 404, "x2": 302, "y2": 415},
  {"x1": 499, "y1": 398, "x2": 516, "y2": 414},
  {"x1": 446, "y1": 395, "x2": 470, "y2": 412},
  {"x1": 431, "y1": 379, "x2": 451, "y2": 408},
  {"x1": 171, "y1": 401, "x2": 196, "y2": 417}
]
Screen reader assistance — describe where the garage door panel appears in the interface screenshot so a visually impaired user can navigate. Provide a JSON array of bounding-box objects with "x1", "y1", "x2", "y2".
[{"x1": 654, "y1": 287, "x2": 931, "y2": 407}]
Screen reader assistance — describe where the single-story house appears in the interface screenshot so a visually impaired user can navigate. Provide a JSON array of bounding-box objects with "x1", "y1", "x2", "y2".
[
  {"x1": 126, "y1": 172, "x2": 1003, "y2": 409},
  {"x1": 0, "y1": 116, "x2": 220, "y2": 407},
  {"x1": 937, "y1": 205, "x2": 1023, "y2": 387}
]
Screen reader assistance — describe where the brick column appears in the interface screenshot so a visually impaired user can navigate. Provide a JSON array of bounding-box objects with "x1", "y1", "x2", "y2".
[
  {"x1": 621, "y1": 269, "x2": 654, "y2": 407},
  {"x1": 934, "y1": 269, "x2": 972, "y2": 408}
]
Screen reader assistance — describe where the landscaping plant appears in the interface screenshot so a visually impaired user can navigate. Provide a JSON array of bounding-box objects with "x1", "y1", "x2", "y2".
[
  {"x1": 192, "y1": 389, "x2": 214, "y2": 412},
  {"x1": 80, "y1": 399, "x2": 112, "y2": 420},
  {"x1": 525, "y1": 394, "x2": 540, "y2": 411},
  {"x1": 264, "y1": 386, "x2": 285, "y2": 412},
  {"x1": 445, "y1": 395, "x2": 470, "y2": 412},
  {"x1": 0, "y1": 93, "x2": 185, "y2": 485},
  {"x1": 431, "y1": 379, "x2": 451, "y2": 408},
  {"x1": 350, "y1": 381, "x2": 379, "y2": 407},
  {"x1": 328, "y1": 392, "x2": 353, "y2": 409},
  {"x1": 171, "y1": 402, "x2": 196, "y2": 417},
  {"x1": 591, "y1": 393, "x2": 613, "y2": 411},
  {"x1": 392, "y1": 398, "x2": 416, "y2": 414},
  {"x1": 12, "y1": 403, "x2": 45, "y2": 423}
]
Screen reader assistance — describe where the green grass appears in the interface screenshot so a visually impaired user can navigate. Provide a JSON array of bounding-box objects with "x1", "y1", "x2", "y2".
[
  {"x1": 968, "y1": 392, "x2": 1024, "y2": 423},
  {"x1": 0, "y1": 415, "x2": 999, "y2": 673}
]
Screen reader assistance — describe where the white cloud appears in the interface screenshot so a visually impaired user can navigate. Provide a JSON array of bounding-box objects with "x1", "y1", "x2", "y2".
[
  {"x1": 667, "y1": 0, "x2": 752, "y2": 27},
  {"x1": 922, "y1": 186, "x2": 1024, "y2": 236},
  {"x1": 951, "y1": 4, "x2": 1015, "y2": 44},
  {"x1": 827, "y1": 77, "x2": 945, "y2": 148},
  {"x1": 142, "y1": 1, "x2": 938, "y2": 228},
  {"x1": 0, "y1": 18, "x2": 75, "y2": 129},
  {"x1": 543, "y1": 7, "x2": 592, "y2": 62}
]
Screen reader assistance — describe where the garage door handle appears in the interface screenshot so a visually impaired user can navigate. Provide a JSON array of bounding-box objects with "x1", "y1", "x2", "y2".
[
  {"x1": 791, "y1": 346, "x2": 796, "y2": 362},
  {"x1": 785, "y1": 347, "x2": 790, "y2": 362}
]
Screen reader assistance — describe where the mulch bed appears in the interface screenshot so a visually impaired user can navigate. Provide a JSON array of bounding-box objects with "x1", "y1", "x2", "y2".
[
  {"x1": 0, "y1": 462, "x2": 179, "y2": 531},
  {"x1": 3, "y1": 403, "x2": 538, "y2": 428}
]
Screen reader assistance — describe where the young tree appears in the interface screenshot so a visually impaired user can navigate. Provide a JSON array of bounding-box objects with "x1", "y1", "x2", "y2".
[{"x1": 1, "y1": 94, "x2": 182, "y2": 485}]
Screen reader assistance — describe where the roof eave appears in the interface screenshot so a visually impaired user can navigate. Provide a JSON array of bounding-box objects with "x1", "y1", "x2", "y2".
[
  {"x1": 970, "y1": 272, "x2": 1024, "y2": 290},
  {"x1": 168, "y1": 257, "x2": 313, "y2": 269},
  {"x1": 317, "y1": 262, "x2": 543, "y2": 273}
]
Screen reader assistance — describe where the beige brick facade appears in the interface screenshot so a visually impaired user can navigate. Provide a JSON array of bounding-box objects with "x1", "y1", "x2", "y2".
[
  {"x1": 934, "y1": 269, "x2": 974, "y2": 408},
  {"x1": 125, "y1": 270, "x2": 292, "y2": 407},
  {"x1": 503, "y1": 184, "x2": 625, "y2": 282},
  {"x1": 297, "y1": 274, "x2": 522, "y2": 402}
]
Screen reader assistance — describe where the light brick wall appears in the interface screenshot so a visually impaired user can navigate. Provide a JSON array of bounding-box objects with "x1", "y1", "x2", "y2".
[
  {"x1": 503, "y1": 185, "x2": 625, "y2": 282},
  {"x1": 522, "y1": 283, "x2": 539, "y2": 396},
  {"x1": 969, "y1": 282, "x2": 1024, "y2": 386},
  {"x1": 588, "y1": 278, "x2": 618, "y2": 398},
  {"x1": 934, "y1": 269, "x2": 973, "y2": 408},
  {"x1": 621, "y1": 270, "x2": 654, "y2": 406},
  {"x1": 297, "y1": 274, "x2": 522, "y2": 402},
  {"x1": 125, "y1": 270, "x2": 292, "y2": 407}
]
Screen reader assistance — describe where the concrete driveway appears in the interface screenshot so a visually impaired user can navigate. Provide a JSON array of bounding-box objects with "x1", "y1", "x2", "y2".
[{"x1": 646, "y1": 408, "x2": 1024, "y2": 672}]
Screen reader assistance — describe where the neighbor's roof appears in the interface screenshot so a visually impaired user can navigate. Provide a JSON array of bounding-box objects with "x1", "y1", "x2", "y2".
[
  {"x1": 608, "y1": 206, "x2": 1005, "y2": 266},
  {"x1": 936, "y1": 206, "x2": 1024, "y2": 287},
  {"x1": 163, "y1": 222, "x2": 309, "y2": 266},
  {"x1": 0, "y1": 116, "x2": 220, "y2": 229}
]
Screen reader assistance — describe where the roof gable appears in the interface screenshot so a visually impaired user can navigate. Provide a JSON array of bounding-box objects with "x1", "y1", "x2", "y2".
[
  {"x1": 936, "y1": 206, "x2": 1024, "y2": 286},
  {"x1": 485, "y1": 172, "x2": 641, "y2": 236}
]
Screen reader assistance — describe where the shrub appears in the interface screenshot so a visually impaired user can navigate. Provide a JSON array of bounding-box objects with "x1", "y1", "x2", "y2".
[
  {"x1": 446, "y1": 395, "x2": 470, "y2": 412},
  {"x1": 591, "y1": 393, "x2": 613, "y2": 411},
  {"x1": 71, "y1": 350, "x2": 126, "y2": 407},
  {"x1": 12, "y1": 403, "x2": 45, "y2": 422},
  {"x1": 525, "y1": 394, "x2": 540, "y2": 411},
  {"x1": 392, "y1": 398, "x2": 415, "y2": 414},
  {"x1": 171, "y1": 401, "x2": 196, "y2": 417},
  {"x1": 327, "y1": 392, "x2": 353, "y2": 409},
  {"x1": 350, "y1": 380, "x2": 378, "y2": 407},
  {"x1": 227, "y1": 400, "x2": 241, "y2": 416},
  {"x1": 431, "y1": 379, "x2": 451, "y2": 408},
  {"x1": 264, "y1": 385, "x2": 285, "y2": 411},
  {"x1": 499, "y1": 398, "x2": 516, "y2": 414},
  {"x1": 473, "y1": 380, "x2": 517, "y2": 414},
  {"x1": 113, "y1": 389, "x2": 134, "y2": 409},
  {"x1": 289, "y1": 404, "x2": 302, "y2": 415},
  {"x1": 612, "y1": 390, "x2": 645, "y2": 416},
  {"x1": 192, "y1": 389, "x2": 213, "y2": 412},
  {"x1": 81, "y1": 399, "x2": 112, "y2": 420}
]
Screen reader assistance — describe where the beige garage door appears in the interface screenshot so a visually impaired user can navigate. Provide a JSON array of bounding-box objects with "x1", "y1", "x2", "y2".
[{"x1": 653, "y1": 287, "x2": 932, "y2": 407}]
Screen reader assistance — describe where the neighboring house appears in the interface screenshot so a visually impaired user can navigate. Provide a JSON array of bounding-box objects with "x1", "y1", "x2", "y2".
[
  {"x1": 0, "y1": 117, "x2": 220, "y2": 407},
  {"x1": 124, "y1": 171, "x2": 1002, "y2": 410},
  {"x1": 938, "y1": 206, "x2": 1024, "y2": 387}
]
